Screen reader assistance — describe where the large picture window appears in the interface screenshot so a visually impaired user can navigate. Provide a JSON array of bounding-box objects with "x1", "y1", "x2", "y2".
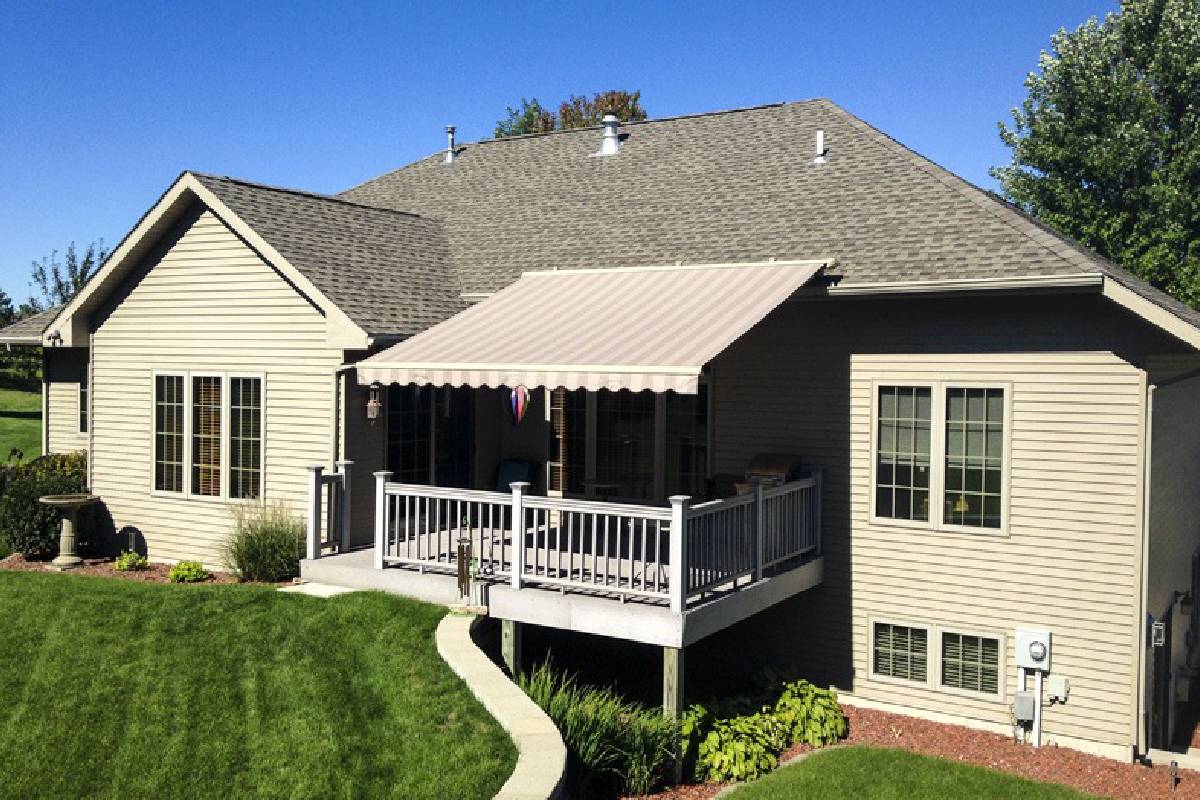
[
  {"x1": 872, "y1": 382, "x2": 1008, "y2": 533},
  {"x1": 229, "y1": 377, "x2": 262, "y2": 500},
  {"x1": 153, "y1": 373, "x2": 264, "y2": 500},
  {"x1": 154, "y1": 375, "x2": 185, "y2": 492}
]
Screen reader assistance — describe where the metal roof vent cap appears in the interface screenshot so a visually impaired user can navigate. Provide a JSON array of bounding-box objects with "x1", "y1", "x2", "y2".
[
  {"x1": 592, "y1": 113, "x2": 620, "y2": 157},
  {"x1": 813, "y1": 129, "x2": 827, "y2": 164},
  {"x1": 443, "y1": 125, "x2": 456, "y2": 165}
]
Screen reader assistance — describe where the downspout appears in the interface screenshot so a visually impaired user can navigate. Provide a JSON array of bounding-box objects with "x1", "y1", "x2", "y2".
[{"x1": 1134, "y1": 380, "x2": 1155, "y2": 758}]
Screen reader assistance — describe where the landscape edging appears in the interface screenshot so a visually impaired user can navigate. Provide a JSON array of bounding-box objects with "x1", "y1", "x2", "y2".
[{"x1": 435, "y1": 612, "x2": 567, "y2": 800}]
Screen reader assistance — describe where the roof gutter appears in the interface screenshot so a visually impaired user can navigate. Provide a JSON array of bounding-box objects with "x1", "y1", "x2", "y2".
[{"x1": 825, "y1": 273, "x2": 1104, "y2": 296}]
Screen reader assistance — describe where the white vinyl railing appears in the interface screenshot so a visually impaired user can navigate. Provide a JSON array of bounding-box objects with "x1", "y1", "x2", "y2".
[
  {"x1": 369, "y1": 469, "x2": 821, "y2": 612},
  {"x1": 305, "y1": 460, "x2": 352, "y2": 560}
]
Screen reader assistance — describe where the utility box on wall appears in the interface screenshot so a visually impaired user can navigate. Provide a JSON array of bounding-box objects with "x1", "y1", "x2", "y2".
[{"x1": 1016, "y1": 628, "x2": 1052, "y2": 672}]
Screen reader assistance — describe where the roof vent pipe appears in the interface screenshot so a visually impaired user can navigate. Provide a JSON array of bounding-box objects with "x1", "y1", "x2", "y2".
[
  {"x1": 593, "y1": 114, "x2": 620, "y2": 157},
  {"x1": 443, "y1": 125, "x2": 456, "y2": 165},
  {"x1": 813, "y1": 129, "x2": 827, "y2": 164}
]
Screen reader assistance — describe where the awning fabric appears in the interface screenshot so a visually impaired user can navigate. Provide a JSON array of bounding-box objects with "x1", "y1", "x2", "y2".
[{"x1": 356, "y1": 259, "x2": 827, "y2": 394}]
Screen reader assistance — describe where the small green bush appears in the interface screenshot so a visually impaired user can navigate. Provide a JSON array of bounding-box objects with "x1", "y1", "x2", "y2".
[
  {"x1": 167, "y1": 560, "x2": 209, "y2": 583},
  {"x1": 519, "y1": 658, "x2": 676, "y2": 796},
  {"x1": 0, "y1": 452, "x2": 88, "y2": 559},
  {"x1": 680, "y1": 678, "x2": 847, "y2": 784},
  {"x1": 114, "y1": 550, "x2": 148, "y2": 572},
  {"x1": 224, "y1": 502, "x2": 304, "y2": 582}
]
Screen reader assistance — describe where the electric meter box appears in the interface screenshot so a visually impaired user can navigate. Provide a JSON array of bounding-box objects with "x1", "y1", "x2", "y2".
[{"x1": 1016, "y1": 628, "x2": 1052, "y2": 672}]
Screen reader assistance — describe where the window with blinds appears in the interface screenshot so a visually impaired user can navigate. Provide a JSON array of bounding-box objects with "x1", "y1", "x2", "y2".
[
  {"x1": 191, "y1": 376, "x2": 222, "y2": 496},
  {"x1": 872, "y1": 622, "x2": 928, "y2": 682},
  {"x1": 229, "y1": 377, "x2": 262, "y2": 499},
  {"x1": 941, "y1": 632, "x2": 1001, "y2": 695},
  {"x1": 154, "y1": 375, "x2": 184, "y2": 492}
]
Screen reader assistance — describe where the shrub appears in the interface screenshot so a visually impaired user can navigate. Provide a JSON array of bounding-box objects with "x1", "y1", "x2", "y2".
[
  {"x1": 224, "y1": 502, "x2": 304, "y2": 582},
  {"x1": 114, "y1": 550, "x2": 148, "y2": 571},
  {"x1": 167, "y1": 560, "x2": 209, "y2": 583},
  {"x1": 519, "y1": 658, "x2": 676, "y2": 796},
  {"x1": 0, "y1": 452, "x2": 88, "y2": 559},
  {"x1": 680, "y1": 677, "x2": 847, "y2": 784}
]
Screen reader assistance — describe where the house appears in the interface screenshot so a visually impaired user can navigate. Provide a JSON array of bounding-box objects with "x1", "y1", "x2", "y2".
[{"x1": 6, "y1": 99, "x2": 1200, "y2": 765}]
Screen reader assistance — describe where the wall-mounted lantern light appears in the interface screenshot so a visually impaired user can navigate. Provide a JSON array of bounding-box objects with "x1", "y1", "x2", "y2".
[{"x1": 366, "y1": 383, "x2": 383, "y2": 423}]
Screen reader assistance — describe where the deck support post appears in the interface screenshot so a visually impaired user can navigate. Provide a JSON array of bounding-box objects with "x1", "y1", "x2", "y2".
[
  {"x1": 664, "y1": 645, "x2": 685, "y2": 783},
  {"x1": 511, "y1": 482, "x2": 529, "y2": 589},
  {"x1": 501, "y1": 618, "x2": 523, "y2": 677},
  {"x1": 373, "y1": 470, "x2": 392, "y2": 570},
  {"x1": 753, "y1": 479, "x2": 765, "y2": 582},
  {"x1": 336, "y1": 460, "x2": 353, "y2": 553},
  {"x1": 668, "y1": 496, "x2": 690, "y2": 613},
  {"x1": 305, "y1": 465, "x2": 324, "y2": 561}
]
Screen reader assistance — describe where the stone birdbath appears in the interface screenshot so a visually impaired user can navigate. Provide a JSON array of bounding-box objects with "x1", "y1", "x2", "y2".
[{"x1": 38, "y1": 493, "x2": 99, "y2": 571}]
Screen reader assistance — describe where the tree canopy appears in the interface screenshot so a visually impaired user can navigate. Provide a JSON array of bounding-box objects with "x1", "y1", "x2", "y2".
[
  {"x1": 28, "y1": 240, "x2": 108, "y2": 312},
  {"x1": 494, "y1": 90, "x2": 646, "y2": 138},
  {"x1": 992, "y1": 0, "x2": 1200, "y2": 307}
]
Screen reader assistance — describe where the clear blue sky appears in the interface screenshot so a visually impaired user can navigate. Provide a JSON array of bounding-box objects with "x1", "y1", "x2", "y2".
[{"x1": 0, "y1": 0, "x2": 1118, "y2": 305}]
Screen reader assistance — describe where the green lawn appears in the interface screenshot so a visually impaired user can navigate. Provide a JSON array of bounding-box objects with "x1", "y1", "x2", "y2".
[
  {"x1": 0, "y1": 382, "x2": 41, "y2": 460},
  {"x1": 728, "y1": 747, "x2": 1094, "y2": 799},
  {"x1": 0, "y1": 572, "x2": 516, "y2": 799}
]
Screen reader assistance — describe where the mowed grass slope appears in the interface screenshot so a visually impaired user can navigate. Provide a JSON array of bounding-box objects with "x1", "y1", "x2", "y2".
[
  {"x1": 729, "y1": 747, "x2": 1095, "y2": 799},
  {"x1": 0, "y1": 377, "x2": 41, "y2": 459},
  {"x1": 0, "y1": 573, "x2": 515, "y2": 799}
]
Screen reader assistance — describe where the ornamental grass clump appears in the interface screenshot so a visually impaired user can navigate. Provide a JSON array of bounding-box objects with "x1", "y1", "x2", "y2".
[
  {"x1": 225, "y1": 502, "x2": 305, "y2": 583},
  {"x1": 518, "y1": 658, "x2": 676, "y2": 797}
]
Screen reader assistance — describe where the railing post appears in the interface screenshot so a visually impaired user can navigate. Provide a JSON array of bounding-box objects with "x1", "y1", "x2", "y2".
[
  {"x1": 753, "y1": 479, "x2": 765, "y2": 582},
  {"x1": 669, "y1": 495, "x2": 690, "y2": 613},
  {"x1": 813, "y1": 466, "x2": 824, "y2": 556},
  {"x1": 305, "y1": 465, "x2": 324, "y2": 561},
  {"x1": 336, "y1": 460, "x2": 353, "y2": 553},
  {"x1": 373, "y1": 470, "x2": 392, "y2": 570},
  {"x1": 510, "y1": 482, "x2": 529, "y2": 589}
]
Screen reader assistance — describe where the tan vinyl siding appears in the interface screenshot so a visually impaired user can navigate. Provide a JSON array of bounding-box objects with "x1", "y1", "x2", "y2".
[
  {"x1": 704, "y1": 293, "x2": 1187, "y2": 751},
  {"x1": 90, "y1": 207, "x2": 341, "y2": 565},
  {"x1": 45, "y1": 347, "x2": 88, "y2": 455}
]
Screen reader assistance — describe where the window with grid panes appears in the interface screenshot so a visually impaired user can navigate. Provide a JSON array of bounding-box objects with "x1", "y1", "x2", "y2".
[
  {"x1": 665, "y1": 385, "x2": 708, "y2": 499},
  {"x1": 594, "y1": 389, "x2": 656, "y2": 500},
  {"x1": 191, "y1": 376, "x2": 222, "y2": 496},
  {"x1": 154, "y1": 375, "x2": 184, "y2": 492},
  {"x1": 872, "y1": 622, "x2": 928, "y2": 682},
  {"x1": 944, "y1": 388, "x2": 1004, "y2": 528},
  {"x1": 229, "y1": 377, "x2": 262, "y2": 499},
  {"x1": 386, "y1": 384, "x2": 432, "y2": 484},
  {"x1": 941, "y1": 632, "x2": 1001, "y2": 695},
  {"x1": 875, "y1": 386, "x2": 932, "y2": 521}
]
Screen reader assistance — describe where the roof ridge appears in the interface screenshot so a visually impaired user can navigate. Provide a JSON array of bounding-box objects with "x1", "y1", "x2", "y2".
[
  {"x1": 822, "y1": 104, "x2": 1114, "y2": 277},
  {"x1": 190, "y1": 171, "x2": 426, "y2": 220},
  {"x1": 337, "y1": 98, "x2": 831, "y2": 196}
]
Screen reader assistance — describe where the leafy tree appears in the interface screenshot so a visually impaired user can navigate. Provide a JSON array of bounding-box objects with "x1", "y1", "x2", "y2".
[
  {"x1": 494, "y1": 90, "x2": 647, "y2": 138},
  {"x1": 29, "y1": 240, "x2": 108, "y2": 310},
  {"x1": 0, "y1": 290, "x2": 13, "y2": 327},
  {"x1": 992, "y1": 0, "x2": 1200, "y2": 306},
  {"x1": 558, "y1": 90, "x2": 647, "y2": 130},
  {"x1": 494, "y1": 98, "x2": 557, "y2": 138}
]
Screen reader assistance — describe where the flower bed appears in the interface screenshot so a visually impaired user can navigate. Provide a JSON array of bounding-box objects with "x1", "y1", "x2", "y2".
[{"x1": 0, "y1": 553, "x2": 240, "y2": 584}]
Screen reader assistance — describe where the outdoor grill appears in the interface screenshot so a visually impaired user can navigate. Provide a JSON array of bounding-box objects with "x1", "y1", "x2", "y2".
[{"x1": 707, "y1": 452, "x2": 808, "y2": 497}]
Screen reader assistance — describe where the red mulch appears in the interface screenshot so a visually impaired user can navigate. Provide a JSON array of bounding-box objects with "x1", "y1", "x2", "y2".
[
  {"x1": 0, "y1": 553, "x2": 243, "y2": 584},
  {"x1": 631, "y1": 705, "x2": 1198, "y2": 800}
]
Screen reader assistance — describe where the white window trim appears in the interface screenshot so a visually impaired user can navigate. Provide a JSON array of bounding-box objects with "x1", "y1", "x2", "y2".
[
  {"x1": 867, "y1": 616, "x2": 933, "y2": 689},
  {"x1": 868, "y1": 617, "x2": 1007, "y2": 702},
  {"x1": 868, "y1": 379, "x2": 1013, "y2": 536},
  {"x1": 936, "y1": 626, "x2": 1007, "y2": 701},
  {"x1": 77, "y1": 367, "x2": 88, "y2": 434},
  {"x1": 149, "y1": 371, "x2": 266, "y2": 503}
]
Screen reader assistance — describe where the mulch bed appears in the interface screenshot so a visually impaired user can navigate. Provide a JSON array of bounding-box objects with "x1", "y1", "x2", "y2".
[
  {"x1": 0, "y1": 553, "x2": 241, "y2": 584},
  {"x1": 632, "y1": 704, "x2": 1199, "y2": 799}
]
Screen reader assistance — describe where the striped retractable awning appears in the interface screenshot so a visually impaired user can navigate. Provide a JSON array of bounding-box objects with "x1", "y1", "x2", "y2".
[{"x1": 356, "y1": 259, "x2": 828, "y2": 394}]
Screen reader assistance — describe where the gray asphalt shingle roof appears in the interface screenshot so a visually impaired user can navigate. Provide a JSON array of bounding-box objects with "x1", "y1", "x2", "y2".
[
  {"x1": 0, "y1": 306, "x2": 62, "y2": 344},
  {"x1": 191, "y1": 173, "x2": 463, "y2": 337},
  {"x1": 338, "y1": 98, "x2": 1200, "y2": 333}
]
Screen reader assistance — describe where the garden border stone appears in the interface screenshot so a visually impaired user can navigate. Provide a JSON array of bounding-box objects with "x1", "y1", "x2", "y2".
[{"x1": 437, "y1": 611, "x2": 567, "y2": 800}]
